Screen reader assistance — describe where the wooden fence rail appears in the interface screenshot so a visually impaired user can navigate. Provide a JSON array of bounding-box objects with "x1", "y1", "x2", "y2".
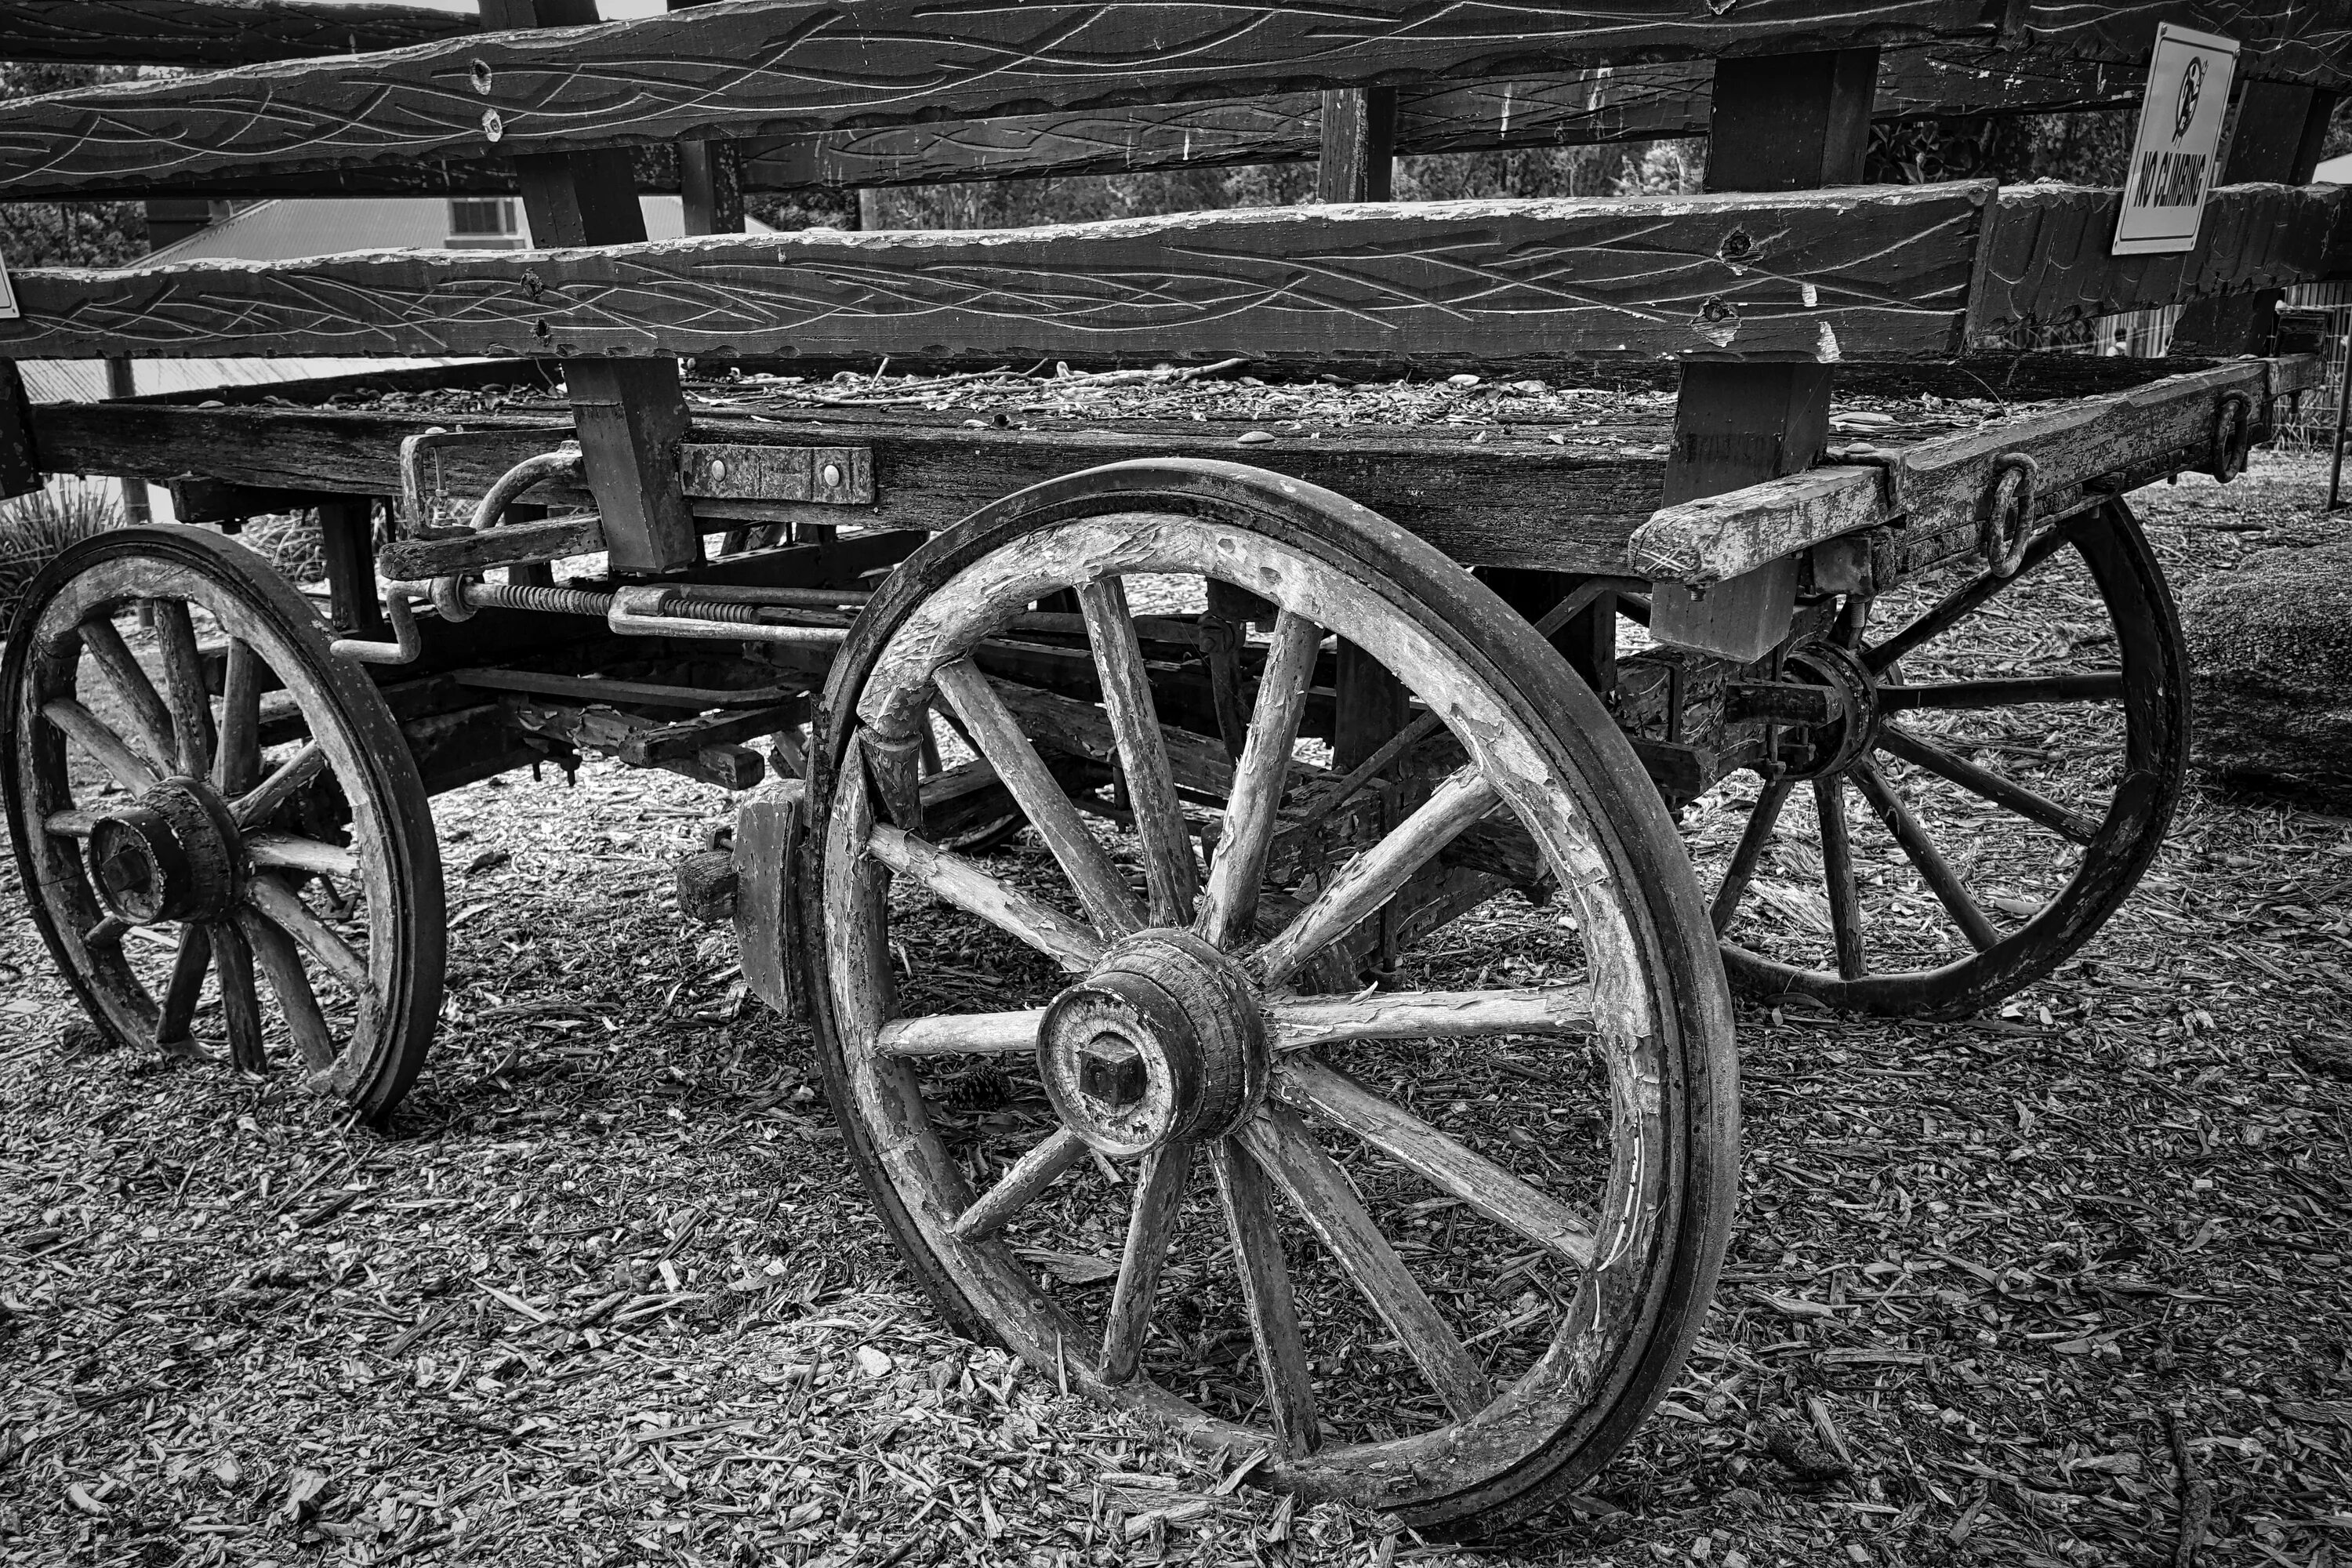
[
  {"x1": 0, "y1": 0, "x2": 475, "y2": 67},
  {"x1": 2, "y1": 182, "x2": 2345, "y2": 370}
]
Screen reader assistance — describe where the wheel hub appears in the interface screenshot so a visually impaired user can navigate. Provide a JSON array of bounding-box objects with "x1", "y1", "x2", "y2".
[
  {"x1": 1036, "y1": 929, "x2": 1268, "y2": 1156},
  {"x1": 1776, "y1": 639, "x2": 1882, "y2": 781},
  {"x1": 86, "y1": 776, "x2": 244, "y2": 924}
]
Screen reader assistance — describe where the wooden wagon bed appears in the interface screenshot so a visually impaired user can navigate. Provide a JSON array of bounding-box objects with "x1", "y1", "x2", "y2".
[{"x1": 27, "y1": 347, "x2": 2325, "y2": 584}]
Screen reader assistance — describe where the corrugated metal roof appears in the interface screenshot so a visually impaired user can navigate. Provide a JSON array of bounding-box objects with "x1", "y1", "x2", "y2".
[
  {"x1": 24, "y1": 356, "x2": 470, "y2": 404},
  {"x1": 2316, "y1": 153, "x2": 2350, "y2": 184},
  {"x1": 144, "y1": 194, "x2": 765, "y2": 265}
]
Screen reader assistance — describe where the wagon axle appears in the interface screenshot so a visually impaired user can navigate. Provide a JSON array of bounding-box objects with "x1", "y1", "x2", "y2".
[
  {"x1": 87, "y1": 777, "x2": 245, "y2": 926},
  {"x1": 1037, "y1": 928, "x2": 1269, "y2": 1158}
]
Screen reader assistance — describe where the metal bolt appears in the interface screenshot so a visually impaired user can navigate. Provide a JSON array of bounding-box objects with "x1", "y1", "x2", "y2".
[
  {"x1": 820, "y1": 463, "x2": 844, "y2": 489},
  {"x1": 1077, "y1": 1037, "x2": 1147, "y2": 1109},
  {"x1": 707, "y1": 459, "x2": 728, "y2": 485}
]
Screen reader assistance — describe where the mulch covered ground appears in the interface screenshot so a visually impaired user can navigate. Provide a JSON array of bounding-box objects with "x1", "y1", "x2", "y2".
[{"x1": 3, "y1": 450, "x2": 2349, "y2": 1568}]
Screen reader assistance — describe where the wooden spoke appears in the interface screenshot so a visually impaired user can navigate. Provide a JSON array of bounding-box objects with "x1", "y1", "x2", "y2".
[
  {"x1": 74, "y1": 615, "x2": 176, "y2": 771},
  {"x1": 150, "y1": 598, "x2": 215, "y2": 780},
  {"x1": 230, "y1": 742, "x2": 325, "y2": 831},
  {"x1": 1197, "y1": 610, "x2": 1323, "y2": 949},
  {"x1": 1267, "y1": 985, "x2": 1594, "y2": 1051},
  {"x1": 1240, "y1": 1109, "x2": 1493, "y2": 1421},
  {"x1": 1254, "y1": 764, "x2": 1500, "y2": 987},
  {"x1": 949, "y1": 1127, "x2": 1089, "y2": 1242},
  {"x1": 154, "y1": 923, "x2": 213, "y2": 1047},
  {"x1": 85, "y1": 914, "x2": 129, "y2": 948},
  {"x1": 1849, "y1": 760, "x2": 1998, "y2": 951},
  {"x1": 237, "y1": 909, "x2": 336, "y2": 1072},
  {"x1": 1878, "y1": 725, "x2": 2100, "y2": 844},
  {"x1": 210, "y1": 920, "x2": 267, "y2": 1075},
  {"x1": 1099, "y1": 1143, "x2": 1193, "y2": 1386},
  {"x1": 875, "y1": 1007, "x2": 1045, "y2": 1058},
  {"x1": 1815, "y1": 776, "x2": 1867, "y2": 981},
  {"x1": 45, "y1": 809, "x2": 96, "y2": 839},
  {"x1": 931, "y1": 660, "x2": 1144, "y2": 938},
  {"x1": 245, "y1": 833, "x2": 361, "y2": 880},
  {"x1": 1080, "y1": 575, "x2": 1198, "y2": 927},
  {"x1": 1878, "y1": 672, "x2": 2125, "y2": 711},
  {"x1": 1710, "y1": 776, "x2": 1791, "y2": 935},
  {"x1": 41, "y1": 699, "x2": 161, "y2": 793},
  {"x1": 244, "y1": 875, "x2": 371, "y2": 993},
  {"x1": 868, "y1": 822, "x2": 1105, "y2": 973},
  {"x1": 1275, "y1": 1058, "x2": 1596, "y2": 1267},
  {"x1": 213, "y1": 639, "x2": 263, "y2": 797},
  {"x1": 1862, "y1": 524, "x2": 2074, "y2": 675},
  {"x1": 1207, "y1": 1135, "x2": 1319, "y2": 1457}
]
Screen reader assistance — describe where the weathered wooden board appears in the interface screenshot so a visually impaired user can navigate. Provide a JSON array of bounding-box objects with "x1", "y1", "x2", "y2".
[
  {"x1": 745, "y1": 43, "x2": 2140, "y2": 193},
  {"x1": 0, "y1": 184, "x2": 1988, "y2": 366},
  {"x1": 1628, "y1": 356, "x2": 2314, "y2": 583},
  {"x1": 0, "y1": 0, "x2": 2011, "y2": 199},
  {"x1": 2027, "y1": 0, "x2": 2352, "y2": 89},
  {"x1": 0, "y1": 1, "x2": 475, "y2": 66},
  {"x1": 24, "y1": 401, "x2": 1673, "y2": 572},
  {"x1": 1967, "y1": 181, "x2": 2352, "y2": 343},
  {"x1": 0, "y1": 42, "x2": 2142, "y2": 204}
]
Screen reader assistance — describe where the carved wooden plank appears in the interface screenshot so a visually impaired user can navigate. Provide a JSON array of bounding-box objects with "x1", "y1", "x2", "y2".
[
  {"x1": 0, "y1": 0, "x2": 2008, "y2": 199},
  {"x1": 0, "y1": 0, "x2": 475, "y2": 67},
  {"x1": 19, "y1": 41, "x2": 2140, "y2": 204},
  {"x1": 0, "y1": 184, "x2": 1988, "y2": 366},
  {"x1": 2026, "y1": 0, "x2": 2352, "y2": 89},
  {"x1": 1968, "y1": 181, "x2": 2352, "y2": 343}
]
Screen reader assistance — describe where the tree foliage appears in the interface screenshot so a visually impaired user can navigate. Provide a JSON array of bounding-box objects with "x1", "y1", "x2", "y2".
[{"x1": 0, "y1": 64, "x2": 150, "y2": 268}]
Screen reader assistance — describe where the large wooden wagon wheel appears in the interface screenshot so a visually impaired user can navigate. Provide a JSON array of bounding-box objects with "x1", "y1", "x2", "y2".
[
  {"x1": 3, "y1": 528, "x2": 445, "y2": 1121},
  {"x1": 1705, "y1": 497, "x2": 2187, "y2": 1018},
  {"x1": 798, "y1": 460, "x2": 1737, "y2": 1530}
]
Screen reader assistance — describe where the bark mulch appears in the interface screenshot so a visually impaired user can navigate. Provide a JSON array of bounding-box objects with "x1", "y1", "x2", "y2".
[{"x1": 2, "y1": 453, "x2": 2348, "y2": 1568}]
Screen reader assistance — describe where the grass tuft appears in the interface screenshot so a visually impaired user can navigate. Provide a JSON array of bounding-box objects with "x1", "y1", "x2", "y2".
[{"x1": 0, "y1": 480, "x2": 122, "y2": 637}]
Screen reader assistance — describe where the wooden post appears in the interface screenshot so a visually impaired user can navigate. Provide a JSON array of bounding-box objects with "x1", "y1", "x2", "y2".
[
  {"x1": 2169, "y1": 84, "x2": 2339, "y2": 358},
  {"x1": 1319, "y1": 89, "x2": 1408, "y2": 769},
  {"x1": 103, "y1": 355, "x2": 151, "y2": 523},
  {"x1": 670, "y1": 0, "x2": 743, "y2": 237},
  {"x1": 481, "y1": 0, "x2": 699, "y2": 578},
  {"x1": 1655, "y1": 49, "x2": 1879, "y2": 661},
  {"x1": 0, "y1": 360, "x2": 39, "y2": 500},
  {"x1": 318, "y1": 497, "x2": 386, "y2": 635}
]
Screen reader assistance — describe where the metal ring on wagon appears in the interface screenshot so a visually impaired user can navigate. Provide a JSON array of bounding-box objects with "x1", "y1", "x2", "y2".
[
  {"x1": 2209, "y1": 390, "x2": 2253, "y2": 482},
  {"x1": 1980, "y1": 452, "x2": 2039, "y2": 579},
  {"x1": 431, "y1": 573, "x2": 478, "y2": 622}
]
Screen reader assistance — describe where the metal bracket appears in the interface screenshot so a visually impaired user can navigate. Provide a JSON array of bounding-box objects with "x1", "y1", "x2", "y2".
[
  {"x1": 680, "y1": 443, "x2": 873, "y2": 506},
  {"x1": 0, "y1": 359, "x2": 42, "y2": 500}
]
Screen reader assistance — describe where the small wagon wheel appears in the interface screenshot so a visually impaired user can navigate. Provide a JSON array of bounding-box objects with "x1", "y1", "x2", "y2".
[
  {"x1": 798, "y1": 460, "x2": 1736, "y2": 1530},
  {"x1": 1706, "y1": 497, "x2": 2187, "y2": 1017},
  {"x1": 3, "y1": 527, "x2": 445, "y2": 1121}
]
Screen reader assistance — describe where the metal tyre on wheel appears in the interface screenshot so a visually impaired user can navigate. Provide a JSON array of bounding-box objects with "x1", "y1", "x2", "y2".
[
  {"x1": 3, "y1": 526, "x2": 445, "y2": 1121},
  {"x1": 1706, "y1": 497, "x2": 2187, "y2": 1017},
  {"x1": 797, "y1": 460, "x2": 1736, "y2": 1531}
]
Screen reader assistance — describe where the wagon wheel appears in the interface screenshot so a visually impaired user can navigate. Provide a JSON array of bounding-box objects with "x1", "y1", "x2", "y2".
[
  {"x1": 2, "y1": 527, "x2": 445, "y2": 1121},
  {"x1": 798, "y1": 460, "x2": 1736, "y2": 1530},
  {"x1": 1705, "y1": 497, "x2": 2186, "y2": 1018}
]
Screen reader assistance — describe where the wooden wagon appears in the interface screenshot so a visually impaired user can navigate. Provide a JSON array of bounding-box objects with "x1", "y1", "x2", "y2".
[{"x1": 2, "y1": 0, "x2": 2344, "y2": 1533}]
